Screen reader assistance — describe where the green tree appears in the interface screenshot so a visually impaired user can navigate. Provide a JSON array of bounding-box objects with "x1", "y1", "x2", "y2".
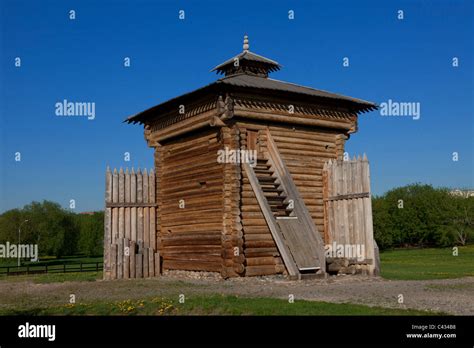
[{"x1": 76, "y1": 212, "x2": 104, "y2": 256}]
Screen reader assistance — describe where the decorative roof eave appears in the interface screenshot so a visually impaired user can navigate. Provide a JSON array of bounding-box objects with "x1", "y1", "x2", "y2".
[{"x1": 125, "y1": 82, "x2": 376, "y2": 126}]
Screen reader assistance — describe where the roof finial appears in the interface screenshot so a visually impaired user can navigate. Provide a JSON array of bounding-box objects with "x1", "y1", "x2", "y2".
[{"x1": 243, "y1": 35, "x2": 249, "y2": 51}]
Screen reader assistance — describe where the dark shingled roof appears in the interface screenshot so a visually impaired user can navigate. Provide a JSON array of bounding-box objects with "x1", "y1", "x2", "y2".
[
  {"x1": 218, "y1": 74, "x2": 375, "y2": 107},
  {"x1": 126, "y1": 36, "x2": 377, "y2": 124},
  {"x1": 211, "y1": 50, "x2": 281, "y2": 75}
]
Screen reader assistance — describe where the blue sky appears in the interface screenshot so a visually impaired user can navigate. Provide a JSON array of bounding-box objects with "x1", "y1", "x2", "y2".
[{"x1": 0, "y1": 0, "x2": 473, "y2": 212}]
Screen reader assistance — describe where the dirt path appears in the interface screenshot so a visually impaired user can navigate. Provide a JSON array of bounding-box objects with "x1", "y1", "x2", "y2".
[{"x1": 1, "y1": 274, "x2": 473, "y2": 315}]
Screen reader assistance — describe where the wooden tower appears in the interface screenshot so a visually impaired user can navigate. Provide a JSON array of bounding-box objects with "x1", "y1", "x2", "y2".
[{"x1": 120, "y1": 35, "x2": 378, "y2": 279}]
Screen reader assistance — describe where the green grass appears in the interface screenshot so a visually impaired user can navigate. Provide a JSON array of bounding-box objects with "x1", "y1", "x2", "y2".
[
  {"x1": 380, "y1": 245, "x2": 474, "y2": 280},
  {"x1": 0, "y1": 271, "x2": 102, "y2": 283},
  {"x1": 0, "y1": 295, "x2": 442, "y2": 316}
]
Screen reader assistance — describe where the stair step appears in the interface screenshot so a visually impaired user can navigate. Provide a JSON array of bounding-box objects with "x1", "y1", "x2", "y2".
[
  {"x1": 263, "y1": 192, "x2": 285, "y2": 198},
  {"x1": 257, "y1": 176, "x2": 278, "y2": 183},
  {"x1": 261, "y1": 187, "x2": 284, "y2": 193},
  {"x1": 266, "y1": 196, "x2": 286, "y2": 202}
]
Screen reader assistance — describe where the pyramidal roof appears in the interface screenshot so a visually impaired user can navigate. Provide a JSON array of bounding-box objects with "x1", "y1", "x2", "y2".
[
  {"x1": 211, "y1": 35, "x2": 281, "y2": 77},
  {"x1": 126, "y1": 35, "x2": 377, "y2": 124}
]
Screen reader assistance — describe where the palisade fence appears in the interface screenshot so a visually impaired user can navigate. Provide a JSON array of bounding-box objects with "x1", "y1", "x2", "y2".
[
  {"x1": 103, "y1": 167, "x2": 160, "y2": 280},
  {"x1": 322, "y1": 155, "x2": 379, "y2": 275}
]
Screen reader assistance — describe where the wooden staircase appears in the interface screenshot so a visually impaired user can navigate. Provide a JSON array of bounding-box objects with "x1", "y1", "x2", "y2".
[
  {"x1": 253, "y1": 159, "x2": 294, "y2": 218},
  {"x1": 243, "y1": 130, "x2": 327, "y2": 280}
]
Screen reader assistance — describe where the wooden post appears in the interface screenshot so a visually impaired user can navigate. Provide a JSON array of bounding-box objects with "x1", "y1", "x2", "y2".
[
  {"x1": 131, "y1": 168, "x2": 137, "y2": 242},
  {"x1": 144, "y1": 207, "x2": 149, "y2": 247},
  {"x1": 143, "y1": 248, "x2": 149, "y2": 277},
  {"x1": 149, "y1": 169, "x2": 156, "y2": 250},
  {"x1": 148, "y1": 248, "x2": 155, "y2": 277},
  {"x1": 322, "y1": 162, "x2": 329, "y2": 244},
  {"x1": 124, "y1": 238, "x2": 130, "y2": 279},
  {"x1": 104, "y1": 167, "x2": 112, "y2": 280},
  {"x1": 110, "y1": 244, "x2": 117, "y2": 279},
  {"x1": 143, "y1": 168, "x2": 149, "y2": 204},
  {"x1": 130, "y1": 240, "x2": 136, "y2": 278},
  {"x1": 117, "y1": 238, "x2": 123, "y2": 279},
  {"x1": 135, "y1": 253, "x2": 143, "y2": 278}
]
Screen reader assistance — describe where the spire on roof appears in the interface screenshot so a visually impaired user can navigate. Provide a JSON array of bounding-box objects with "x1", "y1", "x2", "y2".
[
  {"x1": 211, "y1": 35, "x2": 281, "y2": 78},
  {"x1": 243, "y1": 35, "x2": 249, "y2": 51}
]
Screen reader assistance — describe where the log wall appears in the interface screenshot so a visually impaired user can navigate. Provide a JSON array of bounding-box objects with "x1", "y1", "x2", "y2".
[{"x1": 157, "y1": 129, "x2": 225, "y2": 273}]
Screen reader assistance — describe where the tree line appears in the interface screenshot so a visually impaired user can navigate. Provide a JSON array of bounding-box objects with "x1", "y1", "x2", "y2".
[
  {"x1": 0, "y1": 184, "x2": 472, "y2": 258},
  {"x1": 373, "y1": 184, "x2": 473, "y2": 249},
  {"x1": 0, "y1": 201, "x2": 103, "y2": 258}
]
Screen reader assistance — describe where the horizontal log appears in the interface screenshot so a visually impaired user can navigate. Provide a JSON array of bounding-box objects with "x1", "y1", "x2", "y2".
[
  {"x1": 272, "y1": 135, "x2": 336, "y2": 148},
  {"x1": 244, "y1": 248, "x2": 279, "y2": 258},
  {"x1": 269, "y1": 128, "x2": 338, "y2": 140},
  {"x1": 162, "y1": 260, "x2": 222, "y2": 272},
  {"x1": 244, "y1": 240, "x2": 277, "y2": 248},
  {"x1": 163, "y1": 245, "x2": 222, "y2": 252},
  {"x1": 244, "y1": 234, "x2": 275, "y2": 241},
  {"x1": 162, "y1": 223, "x2": 223, "y2": 233},
  {"x1": 246, "y1": 256, "x2": 277, "y2": 266},
  {"x1": 243, "y1": 227, "x2": 271, "y2": 235},
  {"x1": 162, "y1": 254, "x2": 223, "y2": 262},
  {"x1": 234, "y1": 109, "x2": 353, "y2": 130}
]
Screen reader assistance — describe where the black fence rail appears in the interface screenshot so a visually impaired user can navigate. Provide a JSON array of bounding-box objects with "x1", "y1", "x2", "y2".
[{"x1": 0, "y1": 262, "x2": 103, "y2": 276}]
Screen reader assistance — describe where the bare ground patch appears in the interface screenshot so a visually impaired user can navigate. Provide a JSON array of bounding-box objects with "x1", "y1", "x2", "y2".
[{"x1": 0, "y1": 274, "x2": 473, "y2": 315}]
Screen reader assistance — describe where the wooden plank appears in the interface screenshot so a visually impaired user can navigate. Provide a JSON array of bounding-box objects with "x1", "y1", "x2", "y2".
[
  {"x1": 110, "y1": 244, "x2": 117, "y2": 279},
  {"x1": 135, "y1": 253, "x2": 143, "y2": 278},
  {"x1": 138, "y1": 207, "x2": 144, "y2": 243},
  {"x1": 149, "y1": 169, "x2": 156, "y2": 203},
  {"x1": 150, "y1": 207, "x2": 156, "y2": 250},
  {"x1": 130, "y1": 241, "x2": 136, "y2": 278},
  {"x1": 124, "y1": 239, "x2": 130, "y2": 279},
  {"x1": 118, "y1": 207, "x2": 124, "y2": 240},
  {"x1": 103, "y1": 207, "x2": 112, "y2": 279},
  {"x1": 117, "y1": 238, "x2": 123, "y2": 279},
  {"x1": 242, "y1": 162, "x2": 298, "y2": 277},
  {"x1": 125, "y1": 207, "x2": 130, "y2": 240},
  {"x1": 143, "y1": 248, "x2": 149, "y2": 277},
  {"x1": 148, "y1": 248, "x2": 155, "y2": 277},
  {"x1": 144, "y1": 207, "x2": 150, "y2": 247},
  {"x1": 143, "y1": 168, "x2": 149, "y2": 204},
  {"x1": 131, "y1": 168, "x2": 137, "y2": 203},
  {"x1": 266, "y1": 130, "x2": 326, "y2": 272},
  {"x1": 119, "y1": 168, "x2": 125, "y2": 203},
  {"x1": 131, "y1": 207, "x2": 137, "y2": 242},
  {"x1": 112, "y1": 169, "x2": 119, "y2": 203},
  {"x1": 137, "y1": 169, "x2": 143, "y2": 203},
  {"x1": 112, "y1": 208, "x2": 118, "y2": 245}
]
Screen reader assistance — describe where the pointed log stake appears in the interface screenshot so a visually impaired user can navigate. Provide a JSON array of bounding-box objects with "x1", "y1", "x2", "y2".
[
  {"x1": 119, "y1": 168, "x2": 125, "y2": 203},
  {"x1": 143, "y1": 168, "x2": 149, "y2": 204},
  {"x1": 125, "y1": 168, "x2": 131, "y2": 203},
  {"x1": 105, "y1": 166, "x2": 112, "y2": 204},
  {"x1": 149, "y1": 169, "x2": 155, "y2": 204},
  {"x1": 112, "y1": 168, "x2": 118, "y2": 203},
  {"x1": 137, "y1": 168, "x2": 143, "y2": 203},
  {"x1": 131, "y1": 168, "x2": 137, "y2": 203},
  {"x1": 131, "y1": 168, "x2": 137, "y2": 242},
  {"x1": 104, "y1": 167, "x2": 112, "y2": 280}
]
